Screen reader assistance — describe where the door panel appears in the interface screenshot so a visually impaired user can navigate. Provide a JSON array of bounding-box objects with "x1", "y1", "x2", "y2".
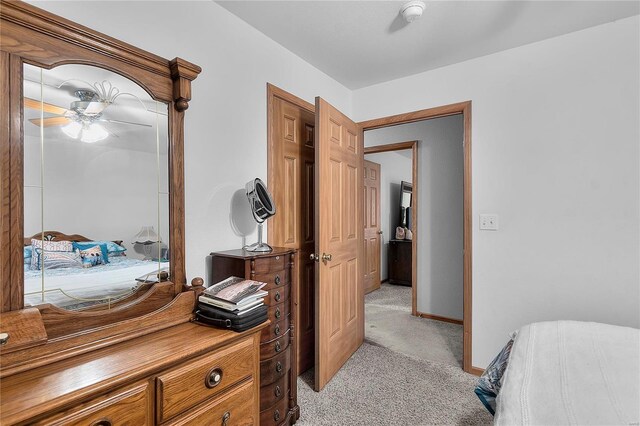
[
  {"x1": 363, "y1": 160, "x2": 381, "y2": 294},
  {"x1": 314, "y1": 97, "x2": 364, "y2": 391},
  {"x1": 269, "y1": 95, "x2": 315, "y2": 375}
]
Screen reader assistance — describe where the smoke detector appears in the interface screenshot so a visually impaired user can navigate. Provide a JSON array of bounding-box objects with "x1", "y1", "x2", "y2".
[{"x1": 400, "y1": 0, "x2": 426, "y2": 23}]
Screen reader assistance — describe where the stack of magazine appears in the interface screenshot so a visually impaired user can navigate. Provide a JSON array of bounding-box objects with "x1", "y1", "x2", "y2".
[{"x1": 196, "y1": 276, "x2": 269, "y2": 332}]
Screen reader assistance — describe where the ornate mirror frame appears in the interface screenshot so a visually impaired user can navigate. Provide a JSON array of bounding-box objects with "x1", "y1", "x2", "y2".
[{"x1": 0, "y1": 1, "x2": 202, "y2": 373}]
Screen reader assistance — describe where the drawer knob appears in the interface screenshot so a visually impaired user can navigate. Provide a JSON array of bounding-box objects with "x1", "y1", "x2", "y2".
[
  {"x1": 0, "y1": 333, "x2": 9, "y2": 345},
  {"x1": 276, "y1": 361, "x2": 283, "y2": 372},
  {"x1": 205, "y1": 367, "x2": 223, "y2": 388},
  {"x1": 274, "y1": 410, "x2": 281, "y2": 422},
  {"x1": 275, "y1": 324, "x2": 281, "y2": 336},
  {"x1": 275, "y1": 341, "x2": 282, "y2": 353},
  {"x1": 275, "y1": 385, "x2": 282, "y2": 397},
  {"x1": 275, "y1": 308, "x2": 281, "y2": 319},
  {"x1": 90, "y1": 419, "x2": 112, "y2": 426},
  {"x1": 222, "y1": 411, "x2": 231, "y2": 426},
  {"x1": 274, "y1": 275, "x2": 281, "y2": 285},
  {"x1": 275, "y1": 291, "x2": 281, "y2": 302},
  {"x1": 275, "y1": 256, "x2": 280, "y2": 260}
]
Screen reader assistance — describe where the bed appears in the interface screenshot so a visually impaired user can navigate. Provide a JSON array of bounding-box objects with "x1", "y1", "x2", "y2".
[
  {"x1": 478, "y1": 321, "x2": 640, "y2": 425},
  {"x1": 24, "y1": 231, "x2": 168, "y2": 310}
]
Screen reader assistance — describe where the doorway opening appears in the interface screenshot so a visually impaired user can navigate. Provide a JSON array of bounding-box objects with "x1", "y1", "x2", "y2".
[{"x1": 267, "y1": 83, "x2": 475, "y2": 388}]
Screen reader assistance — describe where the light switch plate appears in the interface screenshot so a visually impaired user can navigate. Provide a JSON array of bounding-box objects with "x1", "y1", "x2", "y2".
[{"x1": 480, "y1": 214, "x2": 499, "y2": 230}]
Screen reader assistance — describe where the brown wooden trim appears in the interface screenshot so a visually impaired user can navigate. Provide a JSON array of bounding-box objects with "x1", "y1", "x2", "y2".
[
  {"x1": 469, "y1": 366, "x2": 485, "y2": 377},
  {"x1": 364, "y1": 140, "x2": 418, "y2": 315},
  {"x1": 359, "y1": 100, "x2": 473, "y2": 374},
  {"x1": 266, "y1": 83, "x2": 314, "y2": 244},
  {"x1": 359, "y1": 101, "x2": 470, "y2": 131},
  {"x1": 416, "y1": 311, "x2": 463, "y2": 325},
  {"x1": 364, "y1": 140, "x2": 416, "y2": 154},
  {"x1": 0, "y1": 0, "x2": 201, "y2": 363},
  {"x1": 0, "y1": 51, "x2": 11, "y2": 312},
  {"x1": 8, "y1": 53, "x2": 23, "y2": 312}
]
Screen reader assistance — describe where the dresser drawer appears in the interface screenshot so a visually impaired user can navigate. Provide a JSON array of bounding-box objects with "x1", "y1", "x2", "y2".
[
  {"x1": 164, "y1": 380, "x2": 256, "y2": 426},
  {"x1": 267, "y1": 301, "x2": 289, "y2": 323},
  {"x1": 34, "y1": 382, "x2": 151, "y2": 426},
  {"x1": 260, "y1": 349, "x2": 290, "y2": 386},
  {"x1": 260, "y1": 329, "x2": 290, "y2": 359},
  {"x1": 251, "y1": 254, "x2": 288, "y2": 274},
  {"x1": 156, "y1": 336, "x2": 254, "y2": 423},
  {"x1": 266, "y1": 284, "x2": 290, "y2": 306},
  {"x1": 253, "y1": 267, "x2": 290, "y2": 290},
  {"x1": 260, "y1": 315, "x2": 290, "y2": 343},
  {"x1": 260, "y1": 375, "x2": 288, "y2": 409},
  {"x1": 259, "y1": 395, "x2": 289, "y2": 426}
]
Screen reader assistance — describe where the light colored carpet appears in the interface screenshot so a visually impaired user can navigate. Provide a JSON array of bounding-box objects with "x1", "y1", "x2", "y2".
[
  {"x1": 296, "y1": 343, "x2": 491, "y2": 425},
  {"x1": 295, "y1": 284, "x2": 490, "y2": 425},
  {"x1": 365, "y1": 283, "x2": 463, "y2": 367}
]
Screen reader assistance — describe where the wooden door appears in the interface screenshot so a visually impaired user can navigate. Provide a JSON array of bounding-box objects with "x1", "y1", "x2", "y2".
[
  {"x1": 314, "y1": 97, "x2": 364, "y2": 391},
  {"x1": 363, "y1": 160, "x2": 381, "y2": 294},
  {"x1": 268, "y1": 90, "x2": 316, "y2": 375}
]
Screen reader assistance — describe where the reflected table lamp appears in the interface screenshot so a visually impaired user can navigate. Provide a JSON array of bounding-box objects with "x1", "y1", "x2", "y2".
[{"x1": 133, "y1": 225, "x2": 161, "y2": 260}]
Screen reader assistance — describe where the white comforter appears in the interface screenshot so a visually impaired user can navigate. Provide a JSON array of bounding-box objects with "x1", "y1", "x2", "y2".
[{"x1": 494, "y1": 321, "x2": 639, "y2": 425}]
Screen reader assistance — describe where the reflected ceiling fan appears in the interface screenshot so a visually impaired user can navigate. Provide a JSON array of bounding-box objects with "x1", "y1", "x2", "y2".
[{"x1": 24, "y1": 81, "x2": 151, "y2": 143}]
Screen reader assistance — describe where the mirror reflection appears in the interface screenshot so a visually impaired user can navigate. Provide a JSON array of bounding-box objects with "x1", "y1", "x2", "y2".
[
  {"x1": 22, "y1": 63, "x2": 169, "y2": 311},
  {"x1": 400, "y1": 181, "x2": 412, "y2": 228}
]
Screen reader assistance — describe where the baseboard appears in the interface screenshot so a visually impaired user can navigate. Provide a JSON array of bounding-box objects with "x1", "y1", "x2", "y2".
[
  {"x1": 380, "y1": 278, "x2": 389, "y2": 284},
  {"x1": 469, "y1": 366, "x2": 484, "y2": 376},
  {"x1": 416, "y1": 311, "x2": 463, "y2": 325}
]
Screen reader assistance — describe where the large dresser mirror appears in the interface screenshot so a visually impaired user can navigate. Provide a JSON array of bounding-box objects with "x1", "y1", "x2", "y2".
[
  {"x1": 23, "y1": 63, "x2": 170, "y2": 310},
  {"x1": 0, "y1": 0, "x2": 201, "y2": 359}
]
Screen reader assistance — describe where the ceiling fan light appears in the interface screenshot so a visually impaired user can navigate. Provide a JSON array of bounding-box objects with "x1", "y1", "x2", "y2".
[
  {"x1": 80, "y1": 123, "x2": 108, "y2": 143},
  {"x1": 61, "y1": 121, "x2": 82, "y2": 139}
]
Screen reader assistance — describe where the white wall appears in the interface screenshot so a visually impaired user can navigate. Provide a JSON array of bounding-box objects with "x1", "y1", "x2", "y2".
[
  {"x1": 364, "y1": 150, "x2": 413, "y2": 281},
  {"x1": 354, "y1": 16, "x2": 640, "y2": 368},
  {"x1": 30, "y1": 1, "x2": 352, "y2": 283},
  {"x1": 365, "y1": 117, "x2": 465, "y2": 320}
]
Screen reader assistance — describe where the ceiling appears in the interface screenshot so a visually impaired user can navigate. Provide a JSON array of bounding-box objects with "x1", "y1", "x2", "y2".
[{"x1": 217, "y1": 1, "x2": 640, "y2": 89}]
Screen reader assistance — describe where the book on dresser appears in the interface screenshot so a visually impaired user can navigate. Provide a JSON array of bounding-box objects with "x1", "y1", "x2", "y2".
[{"x1": 200, "y1": 276, "x2": 268, "y2": 313}]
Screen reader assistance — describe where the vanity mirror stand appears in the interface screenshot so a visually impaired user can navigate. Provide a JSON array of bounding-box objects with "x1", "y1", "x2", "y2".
[{"x1": 0, "y1": 2, "x2": 269, "y2": 424}]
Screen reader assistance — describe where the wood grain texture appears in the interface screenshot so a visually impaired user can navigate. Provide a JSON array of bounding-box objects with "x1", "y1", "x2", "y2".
[
  {"x1": 0, "y1": 0, "x2": 200, "y2": 345},
  {"x1": 0, "y1": 51, "x2": 11, "y2": 312},
  {"x1": 314, "y1": 97, "x2": 364, "y2": 391},
  {"x1": 38, "y1": 281, "x2": 176, "y2": 339},
  {"x1": 359, "y1": 101, "x2": 472, "y2": 373},
  {"x1": 267, "y1": 84, "x2": 316, "y2": 376},
  {"x1": 163, "y1": 380, "x2": 256, "y2": 426},
  {"x1": 0, "y1": 320, "x2": 267, "y2": 425},
  {"x1": 156, "y1": 336, "x2": 254, "y2": 423},
  {"x1": 363, "y1": 160, "x2": 381, "y2": 294},
  {"x1": 0, "y1": 291, "x2": 195, "y2": 377},
  {"x1": 0, "y1": 307, "x2": 47, "y2": 353},
  {"x1": 416, "y1": 311, "x2": 463, "y2": 325},
  {"x1": 32, "y1": 381, "x2": 152, "y2": 426}
]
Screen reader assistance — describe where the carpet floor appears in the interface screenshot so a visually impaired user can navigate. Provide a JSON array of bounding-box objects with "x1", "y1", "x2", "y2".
[{"x1": 295, "y1": 284, "x2": 491, "y2": 425}]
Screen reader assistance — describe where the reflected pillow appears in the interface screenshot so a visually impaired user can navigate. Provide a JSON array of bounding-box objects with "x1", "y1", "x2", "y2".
[
  {"x1": 33, "y1": 248, "x2": 82, "y2": 270},
  {"x1": 74, "y1": 241, "x2": 126, "y2": 255},
  {"x1": 73, "y1": 242, "x2": 110, "y2": 263},
  {"x1": 78, "y1": 245, "x2": 109, "y2": 268},
  {"x1": 24, "y1": 245, "x2": 33, "y2": 265},
  {"x1": 30, "y1": 239, "x2": 73, "y2": 270}
]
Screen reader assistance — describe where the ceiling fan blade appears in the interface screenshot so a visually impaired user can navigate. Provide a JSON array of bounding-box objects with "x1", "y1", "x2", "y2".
[
  {"x1": 84, "y1": 101, "x2": 109, "y2": 115},
  {"x1": 23, "y1": 98, "x2": 68, "y2": 115},
  {"x1": 29, "y1": 116, "x2": 72, "y2": 127},
  {"x1": 101, "y1": 118, "x2": 152, "y2": 128}
]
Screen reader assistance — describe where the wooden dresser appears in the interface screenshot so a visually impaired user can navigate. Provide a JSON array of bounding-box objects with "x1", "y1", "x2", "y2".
[
  {"x1": 210, "y1": 248, "x2": 298, "y2": 425},
  {"x1": 0, "y1": 316, "x2": 267, "y2": 425},
  {"x1": 388, "y1": 239, "x2": 412, "y2": 286}
]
